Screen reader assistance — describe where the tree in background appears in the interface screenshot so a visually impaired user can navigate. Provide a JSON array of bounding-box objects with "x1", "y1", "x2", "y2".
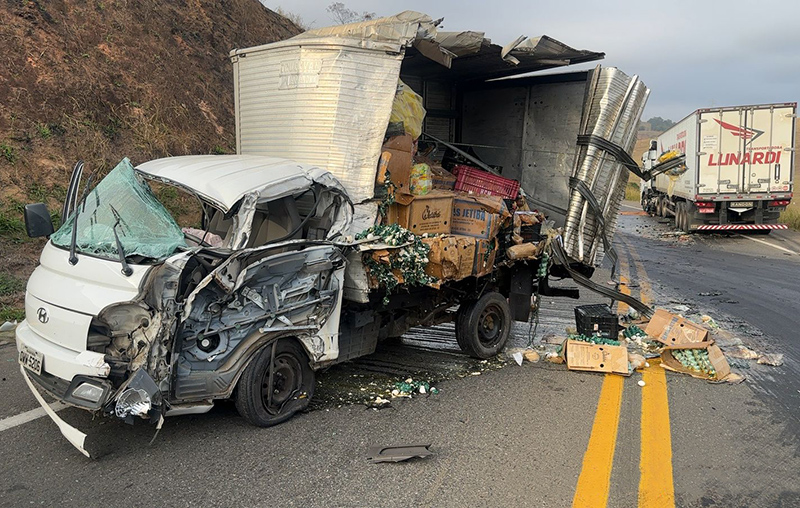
[
  {"x1": 273, "y1": 6, "x2": 310, "y2": 30},
  {"x1": 326, "y1": 2, "x2": 376, "y2": 24},
  {"x1": 645, "y1": 116, "x2": 675, "y2": 132}
]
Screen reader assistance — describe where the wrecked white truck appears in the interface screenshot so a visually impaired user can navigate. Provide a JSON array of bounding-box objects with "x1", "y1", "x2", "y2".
[{"x1": 17, "y1": 12, "x2": 651, "y2": 456}]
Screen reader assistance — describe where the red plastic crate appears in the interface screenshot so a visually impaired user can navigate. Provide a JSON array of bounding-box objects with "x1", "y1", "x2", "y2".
[{"x1": 453, "y1": 166, "x2": 519, "y2": 199}]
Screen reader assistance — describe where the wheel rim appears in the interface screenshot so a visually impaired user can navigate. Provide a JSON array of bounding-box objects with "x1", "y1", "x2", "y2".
[
  {"x1": 478, "y1": 304, "x2": 504, "y2": 348},
  {"x1": 260, "y1": 353, "x2": 302, "y2": 414}
]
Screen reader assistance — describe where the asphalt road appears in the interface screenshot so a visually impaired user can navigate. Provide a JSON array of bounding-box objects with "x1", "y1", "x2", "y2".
[
  {"x1": 617, "y1": 202, "x2": 800, "y2": 436},
  {"x1": 1, "y1": 208, "x2": 798, "y2": 507}
]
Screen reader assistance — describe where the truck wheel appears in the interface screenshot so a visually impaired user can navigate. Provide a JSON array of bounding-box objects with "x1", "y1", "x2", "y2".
[
  {"x1": 641, "y1": 192, "x2": 648, "y2": 213},
  {"x1": 675, "y1": 202, "x2": 687, "y2": 232},
  {"x1": 235, "y1": 338, "x2": 314, "y2": 427},
  {"x1": 656, "y1": 196, "x2": 665, "y2": 217},
  {"x1": 455, "y1": 292, "x2": 511, "y2": 359}
]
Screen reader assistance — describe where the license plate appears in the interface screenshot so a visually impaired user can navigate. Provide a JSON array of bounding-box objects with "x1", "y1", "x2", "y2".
[
  {"x1": 730, "y1": 201, "x2": 754, "y2": 208},
  {"x1": 19, "y1": 345, "x2": 43, "y2": 376}
]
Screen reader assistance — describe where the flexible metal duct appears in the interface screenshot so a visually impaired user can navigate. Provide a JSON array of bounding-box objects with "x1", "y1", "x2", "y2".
[{"x1": 562, "y1": 67, "x2": 650, "y2": 270}]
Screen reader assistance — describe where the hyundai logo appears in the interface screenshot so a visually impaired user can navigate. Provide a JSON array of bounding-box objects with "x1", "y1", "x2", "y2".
[{"x1": 37, "y1": 307, "x2": 49, "y2": 324}]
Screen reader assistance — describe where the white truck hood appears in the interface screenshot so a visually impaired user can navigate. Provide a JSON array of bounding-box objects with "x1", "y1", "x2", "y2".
[{"x1": 25, "y1": 241, "x2": 150, "y2": 351}]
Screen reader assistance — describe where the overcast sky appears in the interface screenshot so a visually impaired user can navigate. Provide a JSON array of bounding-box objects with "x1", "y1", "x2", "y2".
[{"x1": 268, "y1": 1, "x2": 799, "y2": 122}]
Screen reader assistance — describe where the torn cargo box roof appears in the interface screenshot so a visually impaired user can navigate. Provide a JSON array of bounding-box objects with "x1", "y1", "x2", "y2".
[
  {"x1": 136, "y1": 155, "x2": 346, "y2": 213},
  {"x1": 229, "y1": 11, "x2": 604, "y2": 205}
]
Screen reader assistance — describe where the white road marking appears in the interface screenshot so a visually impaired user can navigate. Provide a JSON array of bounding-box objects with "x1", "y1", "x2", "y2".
[
  {"x1": 737, "y1": 234, "x2": 798, "y2": 255},
  {"x1": 0, "y1": 402, "x2": 68, "y2": 432}
]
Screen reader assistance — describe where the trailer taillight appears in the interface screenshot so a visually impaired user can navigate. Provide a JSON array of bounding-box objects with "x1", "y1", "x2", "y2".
[
  {"x1": 769, "y1": 200, "x2": 790, "y2": 207},
  {"x1": 696, "y1": 201, "x2": 715, "y2": 214}
]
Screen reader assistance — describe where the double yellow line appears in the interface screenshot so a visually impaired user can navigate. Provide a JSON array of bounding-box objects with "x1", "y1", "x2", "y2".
[{"x1": 572, "y1": 240, "x2": 675, "y2": 507}]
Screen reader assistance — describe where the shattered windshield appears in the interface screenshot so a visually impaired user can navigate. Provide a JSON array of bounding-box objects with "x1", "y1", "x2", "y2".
[{"x1": 51, "y1": 158, "x2": 186, "y2": 262}]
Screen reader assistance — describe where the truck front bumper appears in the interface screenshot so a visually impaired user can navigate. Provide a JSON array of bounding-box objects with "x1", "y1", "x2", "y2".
[
  {"x1": 16, "y1": 319, "x2": 116, "y2": 458},
  {"x1": 18, "y1": 366, "x2": 90, "y2": 457}
]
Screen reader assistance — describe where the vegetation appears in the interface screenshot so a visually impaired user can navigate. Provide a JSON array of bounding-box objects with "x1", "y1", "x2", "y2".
[
  {"x1": 625, "y1": 181, "x2": 641, "y2": 201},
  {"x1": 36, "y1": 123, "x2": 51, "y2": 139},
  {"x1": 780, "y1": 202, "x2": 800, "y2": 231},
  {"x1": 643, "y1": 116, "x2": 675, "y2": 132},
  {"x1": 0, "y1": 273, "x2": 25, "y2": 297},
  {"x1": 1, "y1": 143, "x2": 16, "y2": 163},
  {"x1": 274, "y1": 6, "x2": 309, "y2": 30},
  {"x1": 326, "y1": 2, "x2": 376, "y2": 24},
  {"x1": 0, "y1": 307, "x2": 25, "y2": 322}
]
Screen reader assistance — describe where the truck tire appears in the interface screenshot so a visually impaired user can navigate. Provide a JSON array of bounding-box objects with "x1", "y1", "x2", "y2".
[
  {"x1": 455, "y1": 292, "x2": 511, "y2": 359},
  {"x1": 235, "y1": 338, "x2": 314, "y2": 427},
  {"x1": 656, "y1": 196, "x2": 665, "y2": 217},
  {"x1": 675, "y1": 202, "x2": 687, "y2": 232}
]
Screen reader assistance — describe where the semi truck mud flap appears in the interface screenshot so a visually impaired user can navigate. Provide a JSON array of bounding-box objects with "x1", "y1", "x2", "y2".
[{"x1": 552, "y1": 236, "x2": 653, "y2": 319}]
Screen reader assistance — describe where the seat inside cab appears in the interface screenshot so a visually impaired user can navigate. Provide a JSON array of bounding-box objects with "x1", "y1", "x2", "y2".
[{"x1": 246, "y1": 196, "x2": 301, "y2": 248}]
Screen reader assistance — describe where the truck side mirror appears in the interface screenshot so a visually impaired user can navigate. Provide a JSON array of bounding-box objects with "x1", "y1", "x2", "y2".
[{"x1": 24, "y1": 203, "x2": 55, "y2": 238}]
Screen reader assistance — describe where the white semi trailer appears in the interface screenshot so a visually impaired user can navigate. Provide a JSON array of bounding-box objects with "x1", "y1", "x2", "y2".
[{"x1": 641, "y1": 103, "x2": 795, "y2": 232}]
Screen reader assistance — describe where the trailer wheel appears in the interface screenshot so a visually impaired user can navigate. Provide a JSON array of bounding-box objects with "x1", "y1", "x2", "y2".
[
  {"x1": 235, "y1": 338, "x2": 314, "y2": 427},
  {"x1": 675, "y1": 202, "x2": 687, "y2": 232},
  {"x1": 455, "y1": 292, "x2": 511, "y2": 359}
]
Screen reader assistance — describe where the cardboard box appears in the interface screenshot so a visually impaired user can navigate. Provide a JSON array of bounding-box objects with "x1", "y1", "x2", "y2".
[
  {"x1": 645, "y1": 309, "x2": 709, "y2": 345},
  {"x1": 473, "y1": 239, "x2": 497, "y2": 277},
  {"x1": 378, "y1": 135, "x2": 414, "y2": 193},
  {"x1": 387, "y1": 191, "x2": 453, "y2": 235},
  {"x1": 421, "y1": 235, "x2": 475, "y2": 282},
  {"x1": 660, "y1": 342, "x2": 730, "y2": 380},
  {"x1": 430, "y1": 165, "x2": 456, "y2": 190},
  {"x1": 451, "y1": 195, "x2": 506, "y2": 239},
  {"x1": 563, "y1": 339, "x2": 630, "y2": 375}
]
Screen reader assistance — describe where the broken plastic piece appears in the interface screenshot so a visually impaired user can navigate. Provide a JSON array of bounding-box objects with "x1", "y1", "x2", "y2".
[
  {"x1": 757, "y1": 354, "x2": 784, "y2": 367},
  {"x1": 367, "y1": 444, "x2": 433, "y2": 463}
]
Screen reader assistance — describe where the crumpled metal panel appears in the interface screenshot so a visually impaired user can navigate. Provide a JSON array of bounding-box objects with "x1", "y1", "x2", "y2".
[
  {"x1": 136, "y1": 155, "x2": 330, "y2": 213},
  {"x1": 232, "y1": 40, "x2": 402, "y2": 204},
  {"x1": 292, "y1": 10, "x2": 438, "y2": 46},
  {"x1": 562, "y1": 67, "x2": 649, "y2": 267}
]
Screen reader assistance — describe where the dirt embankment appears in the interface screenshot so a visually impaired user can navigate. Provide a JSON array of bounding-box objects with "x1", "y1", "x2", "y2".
[{"x1": 0, "y1": 0, "x2": 301, "y2": 319}]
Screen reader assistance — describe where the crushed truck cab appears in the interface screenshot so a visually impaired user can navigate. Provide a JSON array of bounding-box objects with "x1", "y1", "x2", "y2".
[{"x1": 17, "y1": 155, "x2": 353, "y2": 454}]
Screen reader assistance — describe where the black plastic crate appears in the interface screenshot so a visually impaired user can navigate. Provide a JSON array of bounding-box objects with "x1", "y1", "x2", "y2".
[
  {"x1": 574, "y1": 304, "x2": 619, "y2": 339},
  {"x1": 520, "y1": 223, "x2": 543, "y2": 242}
]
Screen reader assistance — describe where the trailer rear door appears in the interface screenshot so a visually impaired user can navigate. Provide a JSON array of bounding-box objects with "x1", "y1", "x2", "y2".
[{"x1": 699, "y1": 105, "x2": 794, "y2": 195}]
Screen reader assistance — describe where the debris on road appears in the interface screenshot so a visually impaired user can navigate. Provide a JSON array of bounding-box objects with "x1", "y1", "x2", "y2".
[
  {"x1": 757, "y1": 354, "x2": 784, "y2": 367},
  {"x1": 727, "y1": 346, "x2": 760, "y2": 360},
  {"x1": 367, "y1": 396, "x2": 392, "y2": 409},
  {"x1": 661, "y1": 342, "x2": 730, "y2": 380},
  {"x1": 523, "y1": 350, "x2": 540, "y2": 363},
  {"x1": 367, "y1": 444, "x2": 433, "y2": 463},
  {"x1": 638, "y1": 380, "x2": 646, "y2": 387},
  {"x1": 628, "y1": 353, "x2": 646, "y2": 370},
  {"x1": 646, "y1": 309, "x2": 709, "y2": 345},
  {"x1": 562, "y1": 338, "x2": 630, "y2": 375},
  {"x1": 700, "y1": 315, "x2": 719, "y2": 329},
  {"x1": 391, "y1": 379, "x2": 439, "y2": 398}
]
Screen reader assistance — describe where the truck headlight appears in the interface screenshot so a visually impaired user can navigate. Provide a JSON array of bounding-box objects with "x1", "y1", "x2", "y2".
[
  {"x1": 114, "y1": 388, "x2": 152, "y2": 418},
  {"x1": 72, "y1": 382, "x2": 105, "y2": 403}
]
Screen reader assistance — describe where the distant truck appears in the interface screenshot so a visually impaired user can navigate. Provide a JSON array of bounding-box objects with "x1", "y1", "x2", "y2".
[{"x1": 640, "y1": 103, "x2": 795, "y2": 232}]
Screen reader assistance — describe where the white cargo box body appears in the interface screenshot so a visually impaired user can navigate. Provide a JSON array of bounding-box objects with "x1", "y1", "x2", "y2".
[
  {"x1": 653, "y1": 103, "x2": 795, "y2": 200},
  {"x1": 231, "y1": 37, "x2": 403, "y2": 204}
]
